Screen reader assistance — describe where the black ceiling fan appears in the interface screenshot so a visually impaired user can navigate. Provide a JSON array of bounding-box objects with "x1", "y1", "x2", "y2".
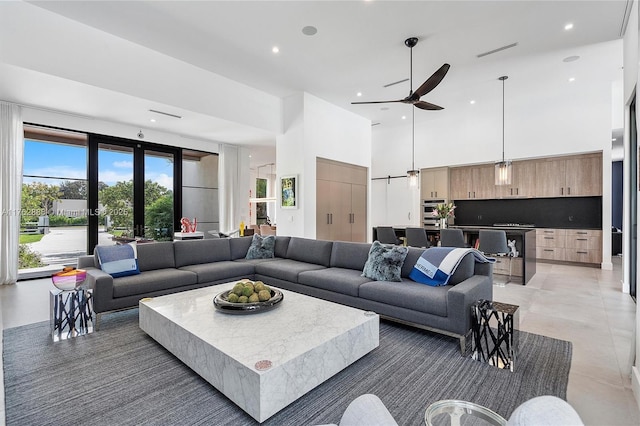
[{"x1": 352, "y1": 37, "x2": 450, "y2": 110}]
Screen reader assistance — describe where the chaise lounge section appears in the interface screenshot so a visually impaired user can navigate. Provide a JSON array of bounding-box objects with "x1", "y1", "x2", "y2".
[{"x1": 77, "y1": 236, "x2": 493, "y2": 351}]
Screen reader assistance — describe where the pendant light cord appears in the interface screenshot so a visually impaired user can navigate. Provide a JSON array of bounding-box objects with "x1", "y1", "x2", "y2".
[{"x1": 502, "y1": 77, "x2": 505, "y2": 162}]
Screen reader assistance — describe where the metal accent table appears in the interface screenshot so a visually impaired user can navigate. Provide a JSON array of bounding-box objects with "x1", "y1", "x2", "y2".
[
  {"x1": 471, "y1": 300, "x2": 519, "y2": 372},
  {"x1": 50, "y1": 288, "x2": 94, "y2": 342}
]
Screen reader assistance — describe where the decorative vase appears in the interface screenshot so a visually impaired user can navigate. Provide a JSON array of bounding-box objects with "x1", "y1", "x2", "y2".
[{"x1": 440, "y1": 218, "x2": 448, "y2": 229}]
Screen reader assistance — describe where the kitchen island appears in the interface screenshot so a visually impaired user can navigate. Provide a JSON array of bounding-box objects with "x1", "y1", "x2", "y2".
[{"x1": 449, "y1": 225, "x2": 536, "y2": 285}]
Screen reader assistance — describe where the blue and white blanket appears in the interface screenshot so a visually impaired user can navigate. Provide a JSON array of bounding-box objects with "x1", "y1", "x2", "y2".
[{"x1": 409, "y1": 247, "x2": 494, "y2": 286}]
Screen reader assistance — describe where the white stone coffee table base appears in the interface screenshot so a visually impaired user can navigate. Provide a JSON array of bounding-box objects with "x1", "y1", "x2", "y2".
[{"x1": 139, "y1": 283, "x2": 379, "y2": 422}]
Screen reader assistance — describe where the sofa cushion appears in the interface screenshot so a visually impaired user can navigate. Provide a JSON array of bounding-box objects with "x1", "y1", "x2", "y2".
[
  {"x1": 245, "y1": 234, "x2": 276, "y2": 259},
  {"x1": 230, "y1": 236, "x2": 253, "y2": 260},
  {"x1": 112, "y1": 268, "x2": 198, "y2": 298},
  {"x1": 179, "y1": 261, "x2": 255, "y2": 284},
  {"x1": 330, "y1": 241, "x2": 372, "y2": 270},
  {"x1": 254, "y1": 259, "x2": 326, "y2": 283},
  {"x1": 137, "y1": 242, "x2": 176, "y2": 272},
  {"x1": 286, "y1": 238, "x2": 333, "y2": 267},
  {"x1": 362, "y1": 241, "x2": 409, "y2": 282},
  {"x1": 358, "y1": 279, "x2": 449, "y2": 317},
  {"x1": 298, "y1": 268, "x2": 370, "y2": 297},
  {"x1": 174, "y1": 239, "x2": 231, "y2": 267},
  {"x1": 274, "y1": 236, "x2": 291, "y2": 258},
  {"x1": 401, "y1": 247, "x2": 427, "y2": 278},
  {"x1": 95, "y1": 243, "x2": 139, "y2": 278}
]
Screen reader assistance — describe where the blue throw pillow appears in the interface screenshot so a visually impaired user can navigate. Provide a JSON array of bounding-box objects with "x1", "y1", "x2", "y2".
[
  {"x1": 361, "y1": 241, "x2": 409, "y2": 282},
  {"x1": 245, "y1": 234, "x2": 276, "y2": 259},
  {"x1": 95, "y1": 243, "x2": 140, "y2": 278}
]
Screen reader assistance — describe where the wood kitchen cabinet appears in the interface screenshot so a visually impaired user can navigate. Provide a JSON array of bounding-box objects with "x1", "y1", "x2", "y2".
[
  {"x1": 535, "y1": 153, "x2": 602, "y2": 197},
  {"x1": 449, "y1": 165, "x2": 495, "y2": 200},
  {"x1": 496, "y1": 160, "x2": 536, "y2": 198},
  {"x1": 420, "y1": 167, "x2": 449, "y2": 200},
  {"x1": 316, "y1": 158, "x2": 367, "y2": 242},
  {"x1": 535, "y1": 228, "x2": 601, "y2": 264}
]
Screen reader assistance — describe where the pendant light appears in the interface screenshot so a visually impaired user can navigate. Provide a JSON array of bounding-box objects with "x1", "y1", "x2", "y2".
[
  {"x1": 495, "y1": 75, "x2": 512, "y2": 186},
  {"x1": 407, "y1": 107, "x2": 420, "y2": 187}
]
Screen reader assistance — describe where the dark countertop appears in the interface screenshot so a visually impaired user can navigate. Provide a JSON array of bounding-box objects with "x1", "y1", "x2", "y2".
[{"x1": 449, "y1": 225, "x2": 536, "y2": 232}]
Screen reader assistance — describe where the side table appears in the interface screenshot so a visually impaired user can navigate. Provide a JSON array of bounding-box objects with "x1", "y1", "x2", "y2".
[
  {"x1": 50, "y1": 288, "x2": 94, "y2": 342},
  {"x1": 425, "y1": 399, "x2": 507, "y2": 426},
  {"x1": 471, "y1": 300, "x2": 519, "y2": 372}
]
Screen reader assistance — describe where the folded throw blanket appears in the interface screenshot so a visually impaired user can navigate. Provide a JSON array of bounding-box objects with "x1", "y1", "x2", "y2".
[{"x1": 409, "y1": 247, "x2": 495, "y2": 286}]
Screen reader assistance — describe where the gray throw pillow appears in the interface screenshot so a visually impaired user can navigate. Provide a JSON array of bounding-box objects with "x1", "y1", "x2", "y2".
[
  {"x1": 362, "y1": 241, "x2": 409, "y2": 282},
  {"x1": 245, "y1": 234, "x2": 276, "y2": 259}
]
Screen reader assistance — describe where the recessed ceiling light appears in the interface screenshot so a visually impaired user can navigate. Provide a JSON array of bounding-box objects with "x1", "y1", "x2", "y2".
[
  {"x1": 612, "y1": 138, "x2": 617, "y2": 141},
  {"x1": 401, "y1": 115, "x2": 406, "y2": 120},
  {"x1": 302, "y1": 26, "x2": 317, "y2": 36},
  {"x1": 564, "y1": 23, "x2": 574, "y2": 30},
  {"x1": 563, "y1": 55, "x2": 580, "y2": 63},
  {"x1": 272, "y1": 46, "x2": 280, "y2": 53},
  {"x1": 150, "y1": 118, "x2": 156, "y2": 123},
  {"x1": 357, "y1": 92, "x2": 362, "y2": 97},
  {"x1": 470, "y1": 100, "x2": 476, "y2": 105},
  {"x1": 568, "y1": 77, "x2": 576, "y2": 82}
]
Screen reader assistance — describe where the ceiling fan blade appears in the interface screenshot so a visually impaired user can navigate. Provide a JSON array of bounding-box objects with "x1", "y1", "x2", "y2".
[
  {"x1": 414, "y1": 101, "x2": 444, "y2": 111},
  {"x1": 412, "y1": 63, "x2": 451, "y2": 99},
  {"x1": 351, "y1": 100, "x2": 405, "y2": 105}
]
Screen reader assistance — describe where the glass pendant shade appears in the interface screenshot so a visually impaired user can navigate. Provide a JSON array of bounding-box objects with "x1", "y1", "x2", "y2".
[
  {"x1": 495, "y1": 160, "x2": 512, "y2": 185},
  {"x1": 407, "y1": 169, "x2": 420, "y2": 187}
]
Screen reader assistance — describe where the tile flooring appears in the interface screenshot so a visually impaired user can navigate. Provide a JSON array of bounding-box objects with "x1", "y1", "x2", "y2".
[{"x1": 0, "y1": 259, "x2": 639, "y2": 425}]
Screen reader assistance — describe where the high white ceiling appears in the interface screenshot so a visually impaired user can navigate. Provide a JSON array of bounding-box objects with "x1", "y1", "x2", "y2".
[{"x1": 1, "y1": 1, "x2": 629, "y2": 166}]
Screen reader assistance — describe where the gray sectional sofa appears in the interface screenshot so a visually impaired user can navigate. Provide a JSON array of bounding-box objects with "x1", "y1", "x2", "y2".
[{"x1": 77, "y1": 236, "x2": 493, "y2": 351}]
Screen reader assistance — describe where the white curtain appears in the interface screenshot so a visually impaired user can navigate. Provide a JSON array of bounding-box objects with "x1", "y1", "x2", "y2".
[
  {"x1": 219, "y1": 144, "x2": 239, "y2": 234},
  {"x1": 0, "y1": 102, "x2": 23, "y2": 285}
]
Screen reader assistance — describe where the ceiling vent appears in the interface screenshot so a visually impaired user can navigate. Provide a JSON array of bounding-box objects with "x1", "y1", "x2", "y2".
[
  {"x1": 149, "y1": 109, "x2": 182, "y2": 119},
  {"x1": 477, "y1": 42, "x2": 519, "y2": 58},
  {"x1": 383, "y1": 78, "x2": 409, "y2": 88},
  {"x1": 371, "y1": 122, "x2": 381, "y2": 127}
]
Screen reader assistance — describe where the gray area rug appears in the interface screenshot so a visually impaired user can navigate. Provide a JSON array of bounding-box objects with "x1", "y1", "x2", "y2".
[{"x1": 3, "y1": 309, "x2": 571, "y2": 426}]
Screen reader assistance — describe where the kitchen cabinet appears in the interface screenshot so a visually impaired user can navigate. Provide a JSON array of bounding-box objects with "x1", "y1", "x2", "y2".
[
  {"x1": 535, "y1": 153, "x2": 602, "y2": 197},
  {"x1": 535, "y1": 228, "x2": 601, "y2": 264},
  {"x1": 420, "y1": 167, "x2": 449, "y2": 200},
  {"x1": 449, "y1": 165, "x2": 495, "y2": 200},
  {"x1": 496, "y1": 160, "x2": 536, "y2": 198},
  {"x1": 316, "y1": 158, "x2": 367, "y2": 242}
]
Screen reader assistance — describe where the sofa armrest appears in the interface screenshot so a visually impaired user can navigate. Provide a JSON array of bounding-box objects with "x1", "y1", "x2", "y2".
[
  {"x1": 447, "y1": 275, "x2": 493, "y2": 335},
  {"x1": 84, "y1": 267, "x2": 114, "y2": 314},
  {"x1": 77, "y1": 255, "x2": 96, "y2": 269}
]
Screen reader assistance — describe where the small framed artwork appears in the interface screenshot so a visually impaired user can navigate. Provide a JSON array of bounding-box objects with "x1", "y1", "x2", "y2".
[{"x1": 281, "y1": 175, "x2": 298, "y2": 209}]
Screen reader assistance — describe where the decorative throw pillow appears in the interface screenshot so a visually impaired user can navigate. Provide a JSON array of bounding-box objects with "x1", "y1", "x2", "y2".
[
  {"x1": 245, "y1": 234, "x2": 276, "y2": 260},
  {"x1": 95, "y1": 243, "x2": 140, "y2": 278},
  {"x1": 361, "y1": 241, "x2": 409, "y2": 282}
]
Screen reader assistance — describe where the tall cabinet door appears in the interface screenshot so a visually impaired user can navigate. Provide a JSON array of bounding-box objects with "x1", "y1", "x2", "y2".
[
  {"x1": 351, "y1": 184, "x2": 367, "y2": 242},
  {"x1": 316, "y1": 179, "x2": 332, "y2": 240},
  {"x1": 331, "y1": 181, "x2": 352, "y2": 241}
]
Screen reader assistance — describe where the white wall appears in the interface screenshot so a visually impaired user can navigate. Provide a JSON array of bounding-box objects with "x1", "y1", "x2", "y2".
[{"x1": 276, "y1": 93, "x2": 371, "y2": 238}]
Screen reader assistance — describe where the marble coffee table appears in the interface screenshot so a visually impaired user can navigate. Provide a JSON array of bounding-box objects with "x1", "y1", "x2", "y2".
[{"x1": 139, "y1": 283, "x2": 379, "y2": 422}]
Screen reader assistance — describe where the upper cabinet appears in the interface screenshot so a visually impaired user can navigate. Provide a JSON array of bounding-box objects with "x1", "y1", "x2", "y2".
[
  {"x1": 535, "y1": 153, "x2": 602, "y2": 197},
  {"x1": 496, "y1": 160, "x2": 537, "y2": 198},
  {"x1": 420, "y1": 167, "x2": 449, "y2": 200},
  {"x1": 449, "y1": 165, "x2": 495, "y2": 200}
]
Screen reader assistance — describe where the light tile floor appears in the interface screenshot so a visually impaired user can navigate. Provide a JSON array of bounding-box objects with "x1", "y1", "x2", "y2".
[{"x1": 0, "y1": 259, "x2": 639, "y2": 425}]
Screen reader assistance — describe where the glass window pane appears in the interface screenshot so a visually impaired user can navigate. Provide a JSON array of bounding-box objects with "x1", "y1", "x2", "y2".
[
  {"x1": 98, "y1": 144, "x2": 134, "y2": 245},
  {"x1": 21, "y1": 136, "x2": 87, "y2": 271},
  {"x1": 145, "y1": 150, "x2": 174, "y2": 241},
  {"x1": 182, "y1": 151, "x2": 219, "y2": 236}
]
